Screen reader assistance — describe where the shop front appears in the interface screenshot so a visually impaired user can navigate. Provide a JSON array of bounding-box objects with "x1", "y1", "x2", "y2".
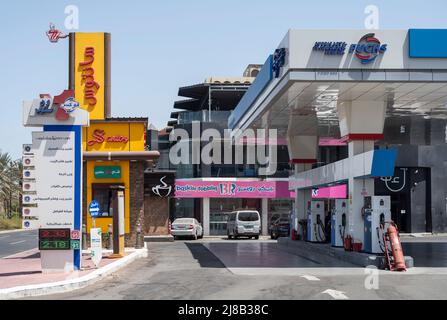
[
  {"x1": 69, "y1": 32, "x2": 160, "y2": 246},
  {"x1": 174, "y1": 179, "x2": 293, "y2": 236},
  {"x1": 82, "y1": 119, "x2": 150, "y2": 244}
]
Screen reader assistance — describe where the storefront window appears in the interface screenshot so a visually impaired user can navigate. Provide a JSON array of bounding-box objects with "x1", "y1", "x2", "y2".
[
  {"x1": 268, "y1": 199, "x2": 292, "y2": 227},
  {"x1": 209, "y1": 199, "x2": 261, "y2": 236},
  {"x1": 91, "y1": 184, "x2": 123, "y2": 218},
  {"x1": 174, "y1": 198, "x2": 195, "y2": 219}
]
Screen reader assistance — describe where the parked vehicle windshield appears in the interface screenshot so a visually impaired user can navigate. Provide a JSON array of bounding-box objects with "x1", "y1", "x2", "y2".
[{"x1": 238, "y1": 212, "x2": 259, "y2": 222}]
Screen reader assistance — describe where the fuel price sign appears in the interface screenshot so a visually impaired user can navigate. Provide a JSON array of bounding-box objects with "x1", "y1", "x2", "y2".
[{"x1": 39, "y1": 229, "x2": 71, "y2": 251}]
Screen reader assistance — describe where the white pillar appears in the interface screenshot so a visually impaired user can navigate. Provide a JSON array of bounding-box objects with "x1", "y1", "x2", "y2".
[
  {"x1": 348, "y1": 178, "x2": 374, "y2": 243},
  {"x1": 261, "y1": 198, "x2": 268, "y2": 236},
  {"x1": 337, "y1": 101, "x2": 387, "y2": 244},
  {"x1": 202, "y1": 198, "x2": 210, "y2": 236},
  {"x1": 294, "y1": 163, "x2": 313, "y2": 239}
]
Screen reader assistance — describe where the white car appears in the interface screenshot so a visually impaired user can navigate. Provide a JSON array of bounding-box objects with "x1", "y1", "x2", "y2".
[
  {"x1": 171, "y1": 218, "x2": 204, "y2": 240},
  {"x1": 227, "y1": 210, "x2": 261, "y2": 239}
]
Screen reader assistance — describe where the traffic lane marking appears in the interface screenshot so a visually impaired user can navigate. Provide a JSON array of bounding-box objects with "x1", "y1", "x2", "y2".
[
  {"x1": 10, "y1": 240, "x2": 27, "y2": 245},
  {"x1": 0, "y1": 236, "x2": 11, "y2": 240},
  {"x1": 301, "y1": 275, "x2": 320, "y2": 281},
  {"x1": 322, "y1": 289, "x2": 349, "y2": 300}
]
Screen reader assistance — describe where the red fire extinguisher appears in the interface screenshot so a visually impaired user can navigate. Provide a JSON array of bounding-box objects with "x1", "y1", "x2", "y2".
[
  {"x1": 387, "y1": 223, "x2": 406, "y2": 271},
  {"x1": 344, "y1": 234, "x2": 353, "y2": 251}
]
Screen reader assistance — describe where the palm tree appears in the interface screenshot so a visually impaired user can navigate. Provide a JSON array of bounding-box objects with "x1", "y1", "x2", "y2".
[{"x1": 0, "y1": 151, "x2": 22, "y2": 219}]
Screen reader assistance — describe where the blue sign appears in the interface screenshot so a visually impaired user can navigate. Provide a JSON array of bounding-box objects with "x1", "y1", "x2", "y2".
[
  {"x1": 409, "y1": 29, "x2": 447, "y2": 58},
  {"x1": 313, "y1": 42, "x2": 347, "y2": 55},
  {"x1": 88, "y1": 200, "x2": 101, "y2": 218},
  {"x1": 313, "y1": 33, "x2": 387, "y2": 64},
  {"x1": 36, "y1": 98, "x2": 53, "y2": 114},
  {"x1": 272, "y1": 48, "x2": 286, "y2": 78}
]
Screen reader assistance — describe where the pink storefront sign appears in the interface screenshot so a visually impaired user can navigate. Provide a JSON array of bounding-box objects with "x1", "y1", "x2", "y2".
[
  {"x1": 175, "y1": 181, "x2": 291, "y2": 199},
  {"x1": 312, "y1": 184, "x2": 347, "y2": 199}
]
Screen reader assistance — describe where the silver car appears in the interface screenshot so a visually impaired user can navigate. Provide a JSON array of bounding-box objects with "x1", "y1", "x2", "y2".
[{"x1": 171, "y1": 218, "x2": 204, "y2": 240}]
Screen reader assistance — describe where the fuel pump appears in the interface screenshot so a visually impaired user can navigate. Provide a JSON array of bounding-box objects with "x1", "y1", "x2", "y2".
[
  {"x1": 363, "y1": 196, "x2": 391, "y2": 254},
  {"x1": 331, "y1": 199, "x2": 348, "y2": 247},
  {"x1": 307, "y1": 201, "x2": 325, "y2": 242}
]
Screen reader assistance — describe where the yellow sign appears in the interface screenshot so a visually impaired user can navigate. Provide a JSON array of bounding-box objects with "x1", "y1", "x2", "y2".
[
  {"x1": 74, "y1": 33, "x2": 106, "y2": 120},
  {"x1": 84, "y1": 122, "x2": 146, "y2": 152}
]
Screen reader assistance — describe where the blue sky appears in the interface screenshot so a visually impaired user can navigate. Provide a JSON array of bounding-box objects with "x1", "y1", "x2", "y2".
[{"x1": 1, "y1": 0, "x2": 446, "y2": 159}]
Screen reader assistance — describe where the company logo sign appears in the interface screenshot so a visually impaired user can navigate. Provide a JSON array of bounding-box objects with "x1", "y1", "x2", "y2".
[
  {"x1": 87, "y1": 129, "x2": 129, "y2": 146},
  {"x1": 46, "y1": 23, "x2": 68, "y2": 43},
  {"x1": 380, "y1": 168, "x2": 408, "y2": 193},
  {"x1": 349, "y1": 33, "x2": 387, "y2": 64},
  {"x1": 35, "y1": 95, "x2": 54, "y2": 114},
  {"x1": 61, "y1": 97, "x2": 80, "y2": 114},
  {"x1": 30, "y1": 90, "x2": 78, "y2": 122},
  {"x1": 272, "y1": 48, "x2": 286, "y2": 78},
  {"x1": 79, "y1": 47, "x2": 100, "y2": 107},
  {"x1": 174, "y1": 181, "x2": 289, "y2": 199},
  {"x1": 152, "y1": 176, "x2": 172, "y2": 197},
  {"x1": 313, "y1": 33, "x2": 387, "y2": 64}
]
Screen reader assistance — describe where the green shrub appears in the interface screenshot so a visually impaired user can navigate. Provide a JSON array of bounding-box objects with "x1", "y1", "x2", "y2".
[{"x1": 0, "y1": 214, "x2": 22, "y2": 230}]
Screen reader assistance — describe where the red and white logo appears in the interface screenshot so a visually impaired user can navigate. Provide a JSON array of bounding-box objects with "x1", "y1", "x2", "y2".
[
  {"x1": 71, "y1": 230, "x2": 81, "y2": 240},
  {"x1": 46, "y1": 23, "x2": 68, "y2": 43}
]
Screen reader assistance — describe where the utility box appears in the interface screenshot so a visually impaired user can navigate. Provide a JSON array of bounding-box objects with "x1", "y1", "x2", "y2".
[
  {"x1": 363, "y1": 196, "x2": 391, "y2": 254},
  {"x1": 307, "y1": 201, "x2": 325, "y2": 242},
  {"x1": 332, "y1": 199, "x2": 348, "y2": 247}
]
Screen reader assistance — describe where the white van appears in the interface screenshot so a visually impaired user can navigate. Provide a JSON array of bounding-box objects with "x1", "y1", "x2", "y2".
[{"x1": 227, "y1": 210, "x2": 261, "y2": 240}]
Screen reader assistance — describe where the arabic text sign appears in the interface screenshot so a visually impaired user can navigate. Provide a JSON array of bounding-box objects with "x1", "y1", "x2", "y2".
[
  {"x1": 94, "y1": 166, "x2": 121, "y2": 179},
  {"x1": 32, "y1": 132, "x2": 75, "y2": 228},
  {"x1": 90, "y1": 228, "x2": 102, "y2": 268},
  {"x1": 88, "y1": 200, "x2": 101, "y2": 218},
  {"x1": 175, "y1": 181, "x2": 291, "y2": 199}
]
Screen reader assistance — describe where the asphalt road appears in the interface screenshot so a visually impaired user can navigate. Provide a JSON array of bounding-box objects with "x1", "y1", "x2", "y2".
[
  {"x1": 0, "y1": 230, "x2": 38, "y2": 258},
  {"x1": 39, "y1": 238, "x2": 447, "y2": 300}
]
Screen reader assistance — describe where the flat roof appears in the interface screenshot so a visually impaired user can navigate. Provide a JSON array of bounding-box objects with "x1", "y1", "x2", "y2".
[{"x1": 229, "y1": 29, "x2": 447, "y2": 132}]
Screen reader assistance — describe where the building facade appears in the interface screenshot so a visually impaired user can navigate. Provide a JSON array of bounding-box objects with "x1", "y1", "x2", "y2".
[
  {"x1": 229, "y1": 29, "x2": 447, "y2": 238},
  {"x1": 69, "y1": 32, "x2": 161, "y2": 245}
]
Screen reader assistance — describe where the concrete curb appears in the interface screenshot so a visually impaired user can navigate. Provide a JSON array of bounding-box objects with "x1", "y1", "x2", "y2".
[
  {"x1": 0, "y1": 248, "x2": 148, "y2": 300},
  {"x1": 277, "y1": 238, "x2": 414, "y2": 269},
  {"x1": 144, "y1": 235, "x2": 174, "y2": 243}
]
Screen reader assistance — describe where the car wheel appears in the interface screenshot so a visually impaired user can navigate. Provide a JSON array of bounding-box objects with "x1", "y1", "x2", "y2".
[
  {"x1": 173, "y1": 235, "x2": 178, "y2": 241},
  {"x1": 270, "y1": 232, "x2": 274, "y2": 240},
  {"x1": 255, "y1": 235, "x2": 259, "y2": 240},
  {"x1": 227, "y1": 233, "x2": 232, "y2": 240}
]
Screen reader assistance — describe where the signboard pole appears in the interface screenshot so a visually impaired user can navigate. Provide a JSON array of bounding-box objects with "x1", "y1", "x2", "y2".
[
  {"x1": 37, "y1": 125, "x2": 83, "y2": 272},
  {"x1": 111, "y1": 186, "x2": 125, "y2": 258}
]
